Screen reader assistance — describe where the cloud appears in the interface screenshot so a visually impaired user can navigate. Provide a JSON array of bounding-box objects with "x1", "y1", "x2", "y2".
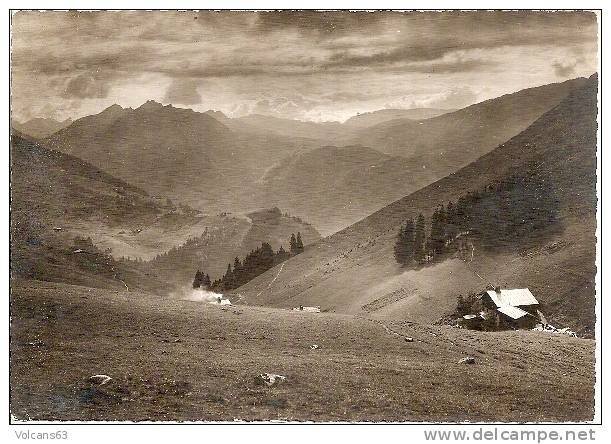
[
  {"x1": 389, "y1": 58, "x2": 494, "y2": 74},
  {"x1": 62, "y1": 72, "x2": 110, "y2": 99},
  {"x1": 163, "y1": 78, "x2": 202, "y2": 105},
  {"x1": 231, "y1": 94, "x2": 321, "y2": 120},
  {"x1": 387, "y1": 87, "x2": 479, "y2": 110},
  {"x1": 254, "y1": 11, "x2": 388, "y2": 38},
  {"x1": 552, "y1": 61, "x2": 577, "y2": 77},
  {"x1": 552, "y1": 58, "x2": 585, "y2": 78},
  {"x1": 10, "y1": 11, "x2": 599, "y2": 122}
]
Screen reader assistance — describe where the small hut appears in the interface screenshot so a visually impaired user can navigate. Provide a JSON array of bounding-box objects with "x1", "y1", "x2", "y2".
[{"x1": 480, "y1": 287, "x2": 540, "y2": 329}]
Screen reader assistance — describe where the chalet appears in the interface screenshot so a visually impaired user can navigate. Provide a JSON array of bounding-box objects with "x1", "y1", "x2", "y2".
[{"x1": 480, "y1": 287, "x2": 540, "y2": 329}]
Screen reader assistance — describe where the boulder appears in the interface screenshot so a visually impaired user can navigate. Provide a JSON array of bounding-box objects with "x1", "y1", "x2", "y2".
[
  {"x1": 88, "y1": 374, "x2": 112, "y2": 385},
  {"x1": 254, "y1": 373, "x2": 286, "y2": 386}
]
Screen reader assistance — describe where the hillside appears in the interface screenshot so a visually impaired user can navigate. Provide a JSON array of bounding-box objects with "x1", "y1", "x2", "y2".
[
  {"x1": 258, "y1": 146, "x2": 440, "y2": 234},
  {"x1": 252, "y1": 78, "x2": 588, "y2": 234},
  {"x1": 11, "y1": 117, "x2": 73, "y2": 139},
  {"x1": 143, "y1": 207, "x2": 320, "y2": 289},
  {"x1": 10, "y1": 279, "x2": 594, "y2": 421},
  {"x1": 11, "y1": 131, "x2": 198, "y2": 289},
  {"x1": 39, "y1": 79, "x2": 587, "y2": 237},
  {"x1": 11, "y1": 131, "x2": 322, "y2": 294},
  {"x1": 342, "y1": 108, "x2": 454, "y2": 128},
  {"x1": 231, "y1": 114, "x2": 345, "y2": 141},
  {"x1": 236, "y1": 75, "x2": 598, "y2": 336},
  {"x1": 42, "y1": 101, "x2": 321, "y2": 216},
  {"x1": 348, "y1": 77, "x2": 588, "y2": 163}
]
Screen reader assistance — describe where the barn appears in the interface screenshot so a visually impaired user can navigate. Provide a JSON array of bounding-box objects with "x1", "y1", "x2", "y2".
[{"x1": 480, "y1": 288, "x2": 540, "y2": 329}]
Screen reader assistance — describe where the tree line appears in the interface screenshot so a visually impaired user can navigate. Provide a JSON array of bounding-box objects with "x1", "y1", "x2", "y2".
[
  {"x1": 193, "y1": 232, "x2": 305, "y2": 291},
  {"x1": 394, "y1": 172, "x2": 560, "y2": 266}
]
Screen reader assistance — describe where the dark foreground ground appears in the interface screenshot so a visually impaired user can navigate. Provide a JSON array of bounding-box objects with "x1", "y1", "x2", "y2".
[{"x1": 10, "y1": 279, "x2": 595, "y2": 422}]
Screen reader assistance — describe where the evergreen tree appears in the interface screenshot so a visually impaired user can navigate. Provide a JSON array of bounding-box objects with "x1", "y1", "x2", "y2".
[
  {"x1": 275, "y1": 245, "x2": 290, "y2": 264},
  {"x1": 414, "y1": 213, "x2": 427, "y2": 262},
  {"x1": 394, "y1": 225, "x2": 406, "y2": 264},
  {"x1": 233, "y1": 257, "x2": 243, "y2": 287},
  {"x1": 260, "y1": 242, "x2": 275, "y2": 270},
  {"x1": 428, "y1": 205, "x2": 447, "y2": 257},
  {"x1": 223, "y1": 263, "x2": 233, "y2": 290},
  {"x1": 296, "y1": 232, "x2": 304, "y2": 254},
  {"x1": 445, "y1": 201, "x2": 458, "y2": 241},
  {"x1": 394, "y1": 219, "x2": 415, "y2": 265},
  {"x1": 289, "y1": 233, "x2": 298, "y2": 254},
  {"x1": 192, "y1": 270, "x2": 204, "y2": 289},
  {"x1": 202, "y1": 274, "x2": 211, "y2": 289}
]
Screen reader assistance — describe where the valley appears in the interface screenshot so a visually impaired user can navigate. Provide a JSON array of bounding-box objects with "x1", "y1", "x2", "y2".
[{"x1": 235, "y1": 75, "x2": 598, "y2": 337}]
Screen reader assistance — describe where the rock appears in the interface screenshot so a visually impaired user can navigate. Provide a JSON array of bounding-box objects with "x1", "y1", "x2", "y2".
[
  {"x1": 254, "y1": 373, "x2": 286, "y2": 387},
  {"x1": 404, "y1": 337, "x2": 414, "y2": 342},
  {"x1": 310, "y1": 344, "x2": 319, "y2": 350},
  {"x1": 459, "y1": 357, "x2": 476, "y2": 365},
  {"x1": 88, "y1": 374, "x2": 112, "y2": 385}
]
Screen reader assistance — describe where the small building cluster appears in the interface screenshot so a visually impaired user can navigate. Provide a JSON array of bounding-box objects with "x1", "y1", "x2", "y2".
[{"x1": 460, "y1": 287, "x2": 541, "y2": 330}]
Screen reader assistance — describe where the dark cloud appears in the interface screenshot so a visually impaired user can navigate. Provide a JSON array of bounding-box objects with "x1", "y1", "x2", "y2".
[
  {"x1": 13, "y1": 45, "x2": 156, "y2": 76},
  {"x1": 10, "y1": 11, "x2": 599, "y2": 122},
  {"x1": 254, "y1": 11, "x2": 388, "y2": 37},
  {"x1": 11, "y1": 11, "x2": 597, "y2": 81},
  {"x1": 323, "y1": 12, "x2": 597, "y2": 70},
  {"x1": 163, "y1": 79, "x2": 202, "y2": 105},
  {"x1": 62, "y1": 72, "x2": 110, "y2": 99}
]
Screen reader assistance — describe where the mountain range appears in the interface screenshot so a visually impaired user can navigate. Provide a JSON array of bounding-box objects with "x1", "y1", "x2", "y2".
[
  {"x1": 41, "y1": 77, "x2": 589, "y2": 236},
  {"x1": 10, "y1": 131, "x2": 319, "y2": 292},
  {"x1": 235, "y1": 74, "x2": 598, "y2": 337},
  {"x1": 11, "y1": 75, "x2": 597, "y2": 329},
  {"x1": 12, "y1": 117, "x2": 73, "y2": 139}
]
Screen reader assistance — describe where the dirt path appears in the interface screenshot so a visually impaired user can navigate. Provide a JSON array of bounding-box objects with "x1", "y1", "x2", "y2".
[{"x1": 255, "y1": 262, "x2": 285, "y2": 298}]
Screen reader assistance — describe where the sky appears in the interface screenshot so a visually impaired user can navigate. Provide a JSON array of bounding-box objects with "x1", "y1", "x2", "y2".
[{"x1": 11, "y1": 10, "x2": 599, "y2": 123}]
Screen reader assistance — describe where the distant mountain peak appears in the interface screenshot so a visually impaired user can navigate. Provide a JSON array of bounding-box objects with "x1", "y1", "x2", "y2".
[
  {"x1": 100, "y1": 104, "x2": 124, "y2": 115},
  {"x1": 136, "y1": 100, "x2": 165, "y2": 112},
  {"x1": 205, "y1": 109, "x2": 228, "y2": 118}
]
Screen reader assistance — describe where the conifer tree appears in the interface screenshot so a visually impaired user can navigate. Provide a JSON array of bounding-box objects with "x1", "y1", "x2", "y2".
[
  {"x1": 428, "y1": 205, "x2": 447, "y2": 257},
  {"x1": 414, "y1": 213, "x2": 427, "y2": 262},
  {"x1": 223, "y1": 263, "x2": 233, "y2": 290},
  {"x1": 260, "y1": 242, "x2": 275, "y2": 269},
  {"x1": 296, "y1": 232, "x2": 304, "y2": 254},
  {"x1": 203, "y1": 274, "x2": 211, "y2": 289},
  {"x1": 394, "y1": 225, "x2": 406, "y2": 264},
  {"x1": 232, "y1": 257, "x2": 242, "y2": 287},
  {"x1": 275, "y1": 245, "x2": 290, "y2": 263},
  {"x1": 192, "y1": 270, "x2": 204, "y2": 289},
  {"x1": 394, "y1": 218, "x2": 415, "y2": 265},
  {"x1": 289, "y1": 233, "x2": 298, "y2": 254}
]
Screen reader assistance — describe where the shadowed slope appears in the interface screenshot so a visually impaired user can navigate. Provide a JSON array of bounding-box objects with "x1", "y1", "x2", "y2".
[{"x1": 236, "y1": 75, "x2": 598, "y2": 336}]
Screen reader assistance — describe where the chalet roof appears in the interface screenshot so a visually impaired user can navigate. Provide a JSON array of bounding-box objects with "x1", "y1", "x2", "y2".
[
  {"x1": 485, "y1": 288, "x2": 538, "y2": 308},
  {"x1": 497, "y1": 305, "x2": 530, "y2": 320}
]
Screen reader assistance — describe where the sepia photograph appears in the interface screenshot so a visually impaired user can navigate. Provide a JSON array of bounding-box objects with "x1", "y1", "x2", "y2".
[{"x1": 7, "y1": 5, "x2": 603, "y2": 430}]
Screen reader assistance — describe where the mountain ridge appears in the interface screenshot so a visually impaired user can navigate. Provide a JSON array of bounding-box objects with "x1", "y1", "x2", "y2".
[{"x1": 235, "y1": 74, "x2": 598, "y2": 336}]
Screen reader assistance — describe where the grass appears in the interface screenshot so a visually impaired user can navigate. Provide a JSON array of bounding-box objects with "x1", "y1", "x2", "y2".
[{"x1": 10, "y1": 279, "x2": 594, "y2": 422}]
